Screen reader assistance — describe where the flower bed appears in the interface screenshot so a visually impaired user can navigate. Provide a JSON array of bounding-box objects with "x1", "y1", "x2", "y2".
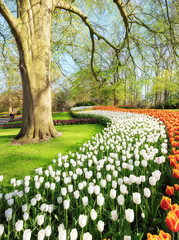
[
  {"x1": 53, "y1": 118, "x2": 99, "y2": 126},
  {"x1": 0, "y1": 118, "x2": 99, "y2": 129},
  {"x1": 9, "y1": 117, "x2": 22, "y2": 122},
  {"x1": 93, "y1": 106, "x2": 179, "y2": 239},
  {"x1": 0, "y1": 109, "x2": 176, "y2": 239}
]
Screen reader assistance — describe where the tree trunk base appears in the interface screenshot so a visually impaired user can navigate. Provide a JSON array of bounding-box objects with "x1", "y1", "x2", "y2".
[{"x1": 12, "y1": 130, "x2": 63, "y2": 145}]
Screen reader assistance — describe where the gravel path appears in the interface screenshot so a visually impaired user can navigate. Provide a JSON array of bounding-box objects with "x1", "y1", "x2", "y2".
[{"x1": 0, "y1": 118, "x2": 10, "y2": 124}]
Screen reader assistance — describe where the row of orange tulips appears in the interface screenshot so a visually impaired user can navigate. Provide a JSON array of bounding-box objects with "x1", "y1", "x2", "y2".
[{"x1": 93, "y1": 106, "x2": 179, "y2": 239}]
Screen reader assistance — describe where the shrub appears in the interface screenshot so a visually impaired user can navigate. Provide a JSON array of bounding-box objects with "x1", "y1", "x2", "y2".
[{"x1": 73, "y1": 101, "x2": 96, "y2": 107}]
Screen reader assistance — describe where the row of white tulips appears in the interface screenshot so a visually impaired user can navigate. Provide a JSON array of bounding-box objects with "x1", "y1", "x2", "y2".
[{"x1": 0, "y1": 110, "x2": 168, "y2": 239}]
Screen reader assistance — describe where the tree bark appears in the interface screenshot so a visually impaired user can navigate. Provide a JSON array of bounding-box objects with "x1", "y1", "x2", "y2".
[{"x1": 13, "y1": 1, "x2": 59, "y2": 142}]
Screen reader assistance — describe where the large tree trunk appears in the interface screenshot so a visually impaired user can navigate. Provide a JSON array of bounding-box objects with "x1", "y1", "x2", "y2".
[{"x1": 14, "y1": 1, "x2": 59, "y2": 142}]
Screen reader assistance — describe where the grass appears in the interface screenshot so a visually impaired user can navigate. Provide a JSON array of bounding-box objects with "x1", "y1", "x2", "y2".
[
  {"x1": 52, "y1": 112, "x2": 74, "y2": 120},
  {"x1": 0, "y1": 124, "x2": 104, "y2": 190}
]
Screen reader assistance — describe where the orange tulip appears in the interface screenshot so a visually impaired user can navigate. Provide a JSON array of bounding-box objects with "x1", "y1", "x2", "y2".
[
  {"x1": 169, "y1": 158, "x2": 177, "y2": 168},
  {"x1": 165, "y1": 186, "x2": 174, "y2": 196},
  {"x1": 172, "y1": 169, "x2": 179, "y2": 179},
  {"x1": 159, "y1": 230, "x2": 171, "y2": 240},
  {"x1": 166, "y1": 211, "x2": 178, "y2": 232},
  {"x1": 160, "y1": 196, "x2": 171, "y2": 210},
  {"x1": 174, "y1": 184, "x2": 179, "y2": 191},
  {"x1": 147, "y1": 233, "x2": 160, "y2": 240},
  {"x1": 170, "y1": 204, "x2": 179, "y2": 211},
  {"x1": 174, "y1": 219, "x2": 179, "y2": 232}
]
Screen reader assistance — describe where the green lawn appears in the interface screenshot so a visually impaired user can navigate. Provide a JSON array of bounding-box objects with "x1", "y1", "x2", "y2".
[
  {"x1": 52, "y1": 111, "x2": 74, "y2": 120},
  {"x1": 0, "y1": 124, "x2": 104, "y2": 190}
]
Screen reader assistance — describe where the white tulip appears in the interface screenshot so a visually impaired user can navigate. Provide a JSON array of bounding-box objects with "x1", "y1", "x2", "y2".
[
  {"x1": 61, "y1": 187, "x2": 67, "y2": 196},
  {"x1": 25, "y1": 187, "x2": 30, "y2": 193},
  {"x1": 149, "y1": 176, "x2": 157, "y2": 186},
  {"x1": 40, "y1": 203, "x2": 49, "y2": 212},
  {"x1": 36, "y1": 194, "x2": 41, "y2": 201},
  {"x1": 144, "y1": 188, "x2": 151, "y2": 198},
  {"x1": 37, "y1": 215, "x2": 44, "y2": 226},
  {"x1": 23, "y1": 229, "x2": 31, "y2": 240},
  {"x1": 57, "y1": 196, "x2": 63, "y2": 204},
  {"x1": 132, "y1": 192, "x2": 141, "y2": 205},
  {"x1": 118, "y1": 178, "x2": 123, "y2": 185},
  {"x1": 50, "y1": 183, "x2": 56, "y2": 191},
  {"x1": 88, "y1": 185, "x2": 94, "y2": 194},
  {"x1": 134, "y1": 161, "x2": 140, "y2": 167},
  {"x1": 135, "y1": 177, "x2": 141, "y2": 185},
  {"x1": 111, "y1": 210, "x2": 118, "y2": 221},
  {"x1": 55, "y1": 176, "x2": 60, "y2": 182},
  {"x1": 79, "y1": 214, "x2": 87, "y2": 228},
  {"x1": 22, "y1": 204, "x2": 28, "y2": 212},
  {"x1": 38, "y1": 229, "x2": 45, "y2": 240},
  {"x1": 63, "y1": 200, "x2": 70, "y2": 210},
  {"x1": 117, "y1": 194, "x2": 125, "y2": 205},
  {"x1": 101, "y1": 179, "x2": 106, "y2": 188},
  {"x1": 0, "y1": 225, "x2": 4, "y2": 236},
  {"x1": 124, "y1": 236, "x2": 131, "y2": 240},
  {"x1": 97, "y1": 193, "x2": 104, "y2": 207},
  {"x1": 31, "y1": 198, "x2": 37, "y2": 206},
  {"x1": 106, "y1": 174, "x2": 111, "y2": 182},
  {"x1": 58, "y1": 223, "x2": 65, "y2": 232},
  {"x1": 70, "y1": 228, "x2": 78, "y2": 240},
  {"x1": 152, "y1": 170, "x2": 161, "y2": 181},
  {"x1": 7, "y1": 198, "x2": 14, "y2": 206},
  {"x1": 45, "y1": 182, "x2": 50, "y2": 189},
  {"x1": 125, "y1": 209, "x2": 134, "y2": 223},
  {"x1": 120, "y1": 184, "x2": 127, "y2": 194},
  {"x1": 90, "y1": 209, "x2": 97, "y2": 221},
  {"x1": 82, "y1": 196, "x2": 88, "y2": 207},
  {"x1": 97, "y1": 220, "x2": 104, "y2": 232},
  {"x1": 94, "y1": 185, "x2": 100, "y2": 195},
  {"x1": 112, "y1": 180, "x2": 117, "y2": 189},
  {"x1": 97, "y1": 172, "x2": 101, "y2": 179},
  {"x1": 15, "y1": 220, "x2": 23, "y2": 232},
  {"x1": 45, "y1": 225, "x2": 52, "y2": 237},
  {"x1": 35, "y1": 181, "x2": 40, "y2": 189},
  {"x1": 140, "y1": 175, "x2": 146, "y2": 182},
  {"x1": 5, "y1": 208, "x2": 12, "y2": 221},
  {"x1": 23, "y1": 212, "x2": 29, "y2": 221},
  {"x1": 68, "y1": 185, "x2": 73, "y2": 193},
  {"x1": 83, "y1": 232, "x2": 92, "y2": 240},
  {"x1": 48, "y1": 204, "x2": 54, "y2": 213},
  {"x1": 141, "y1": 160, "x2": 147, "y2": 167},
  {"x1": 110, "y1": 189, "x2": 116, "y2": 199},
  {"x1": 74, "y1": 190, "x2": 80, "y2": 199},
  {"x1": 39, "y1": 176, "x2": 44, "y2": 183}
]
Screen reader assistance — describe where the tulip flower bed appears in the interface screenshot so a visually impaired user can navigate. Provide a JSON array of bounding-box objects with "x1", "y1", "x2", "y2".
[
  {"x1": 0, "y1": 119, "x2": 99, "y2": 129},
  {"x1": 1, "y1": 109, "x2": 178, "y2": 240},
  {"x1": 53, "y1": 118, "x2": 99, "y2": 126},
  {"x1": 9, "y1": 118, "x2": 22, "y2": 122},
  {"x1": 93, "y1": 106, "x2": 179, "y2": 239}
]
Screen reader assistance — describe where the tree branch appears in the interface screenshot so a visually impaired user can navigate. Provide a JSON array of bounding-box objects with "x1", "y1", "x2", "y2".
[
  {"x1": 55, "y1": 0, "x2": 119, "y2": 82},
  {"x1": 0, "y1": 31, "x2": 7, "y2": 61},
  {"x1": 55, "y1": 0, "x2": 118, "y2": 52},
  {"x1": 113, "y1": 0, "x2": 129, "y2": 34},
  {"x1": 0, "y1": 0, "x2": 20, "y2": 38}
]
